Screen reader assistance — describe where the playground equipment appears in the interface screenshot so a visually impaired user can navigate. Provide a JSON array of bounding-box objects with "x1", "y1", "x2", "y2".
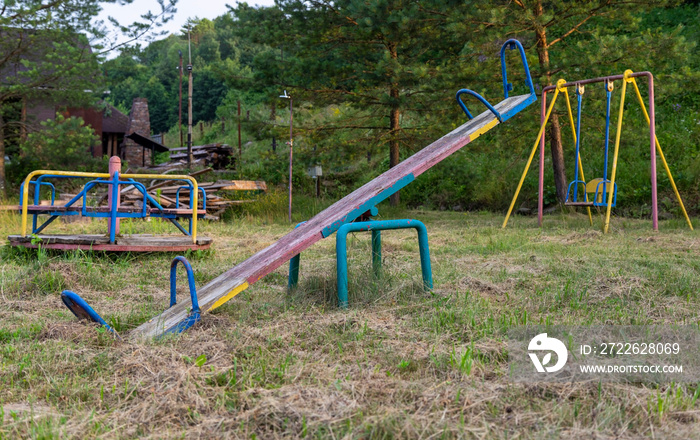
[
  {"x1": 62, "y1": 39, "x2": 536, "y2": 339},
  {"x1": 62, "y1": 256, "x2": 202, "y2": 336},
  {"x1": 565, "y1": 83, "x2": 617, "y2": 210},
  {"x1": 288, "y1": 216, "x2": 433, "y2": 308},
  {"x1": 502, "y1": 70, "x2": 693, "y2": 233},
  {"x1": 8, "y1": 157, "x2": 212, "y2": 251}
]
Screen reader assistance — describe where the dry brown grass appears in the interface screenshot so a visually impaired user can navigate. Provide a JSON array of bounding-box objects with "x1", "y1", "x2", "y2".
[{"x1": 1, "y1": 209, "x2": 699, "y2": 438}]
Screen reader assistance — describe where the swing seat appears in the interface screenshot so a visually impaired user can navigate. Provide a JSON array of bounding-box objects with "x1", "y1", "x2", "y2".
[
  {"x1": 565, "y1": 178, "x2": 617, "y2": 207},
  {"x1": 589, "y1": 178, "x2": 617, "y2": 207}
]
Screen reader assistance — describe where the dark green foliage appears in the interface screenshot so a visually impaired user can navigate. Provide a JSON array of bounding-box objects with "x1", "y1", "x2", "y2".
[
  {"x1": 0, "y1": 0, "x2": 178, "y2": 195},
  {"x1": 100, "y1": 1, "x2": 700, "y2": 215},
  {"x1": 20, "y1": 113, "x2": 106, "y2": 171},
  {"x1": 103, "y1": 19, "x2": 230, "y2": 133}
]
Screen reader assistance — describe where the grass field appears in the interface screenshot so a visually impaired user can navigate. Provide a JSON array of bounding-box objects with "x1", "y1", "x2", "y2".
[{"x1": 1, "y1": 205, "x2": 699, "y2": 439}]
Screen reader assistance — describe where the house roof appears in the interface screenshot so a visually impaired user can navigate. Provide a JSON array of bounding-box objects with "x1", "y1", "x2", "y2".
[
  {"x1": 125, "y1": 132, "x2": 169, "y2": 153},
  {"x1": 102, "y1": 103, "x2": 129, "y2": 134}
]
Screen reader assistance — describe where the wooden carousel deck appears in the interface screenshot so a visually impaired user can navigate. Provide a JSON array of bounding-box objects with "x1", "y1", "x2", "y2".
[{"x1": 8, "y1": 234, "x2": 212, "y2": 252}]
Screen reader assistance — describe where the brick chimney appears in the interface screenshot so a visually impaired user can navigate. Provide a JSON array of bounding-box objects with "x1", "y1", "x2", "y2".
[{"x1": 122, "y1": 97, "x2": 151, "y2": 167}]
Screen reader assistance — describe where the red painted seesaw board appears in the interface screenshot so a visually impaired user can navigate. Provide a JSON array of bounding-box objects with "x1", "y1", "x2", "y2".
[{"x1": 131, "y1": 94, "x2": 532, "y2": 339}]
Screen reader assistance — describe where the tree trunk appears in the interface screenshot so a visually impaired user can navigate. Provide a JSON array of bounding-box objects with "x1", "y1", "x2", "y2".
[
  {"x1": 20, "y1": 97, "x2": 27, "y2": 143},
  {"x1": 534, "y1": 1, "x2": 567, "y2": 203},
  {"x1": 0, "y1": 110, "x2": 5, "y2": 199},
  {"x1": 548, "y1": 114, "x2": 568, "y2": 202},
  {"x1": 388, "y1": 42, "x2": 400, "y2": 206}
]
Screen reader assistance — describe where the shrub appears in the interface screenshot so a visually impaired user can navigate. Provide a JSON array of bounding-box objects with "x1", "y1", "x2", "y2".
[{"x1": 19, "y1": 113, "x2": 106, "y2": 172}]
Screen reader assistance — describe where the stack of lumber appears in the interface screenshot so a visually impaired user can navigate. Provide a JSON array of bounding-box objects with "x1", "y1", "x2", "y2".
[
  {"x1": 5, "y1": 172, "x2": 267, "y2": 221},
  {"x1": 166, "y1": 143, "x2": 235, "y2": 170},
  {"x1": 120, "y1": 177, "x2": 267, "y2": 220}
]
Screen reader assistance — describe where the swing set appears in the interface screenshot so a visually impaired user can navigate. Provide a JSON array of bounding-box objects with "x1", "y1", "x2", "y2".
[{"x1": 503, "y1": 70, "x2": 693, "y2": 233}]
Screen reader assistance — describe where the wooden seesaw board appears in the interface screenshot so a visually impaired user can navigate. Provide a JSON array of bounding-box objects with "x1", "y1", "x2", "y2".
[{"x1": 130, "y1": 94, "x2": 533, "y2": 339}]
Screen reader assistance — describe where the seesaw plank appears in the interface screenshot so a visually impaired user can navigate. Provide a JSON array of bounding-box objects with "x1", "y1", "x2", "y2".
[{"x1": 130, "y1": 94, "x2": 532, "y2": 339}]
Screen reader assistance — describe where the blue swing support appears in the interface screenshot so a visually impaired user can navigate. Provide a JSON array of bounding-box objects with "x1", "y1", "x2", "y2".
[
  {"x1": 456, "y1": 39, "x2": 537, "y2": 123},
  {"x1": 565, "y1": 81, "x2": 619, "y2": 208}
]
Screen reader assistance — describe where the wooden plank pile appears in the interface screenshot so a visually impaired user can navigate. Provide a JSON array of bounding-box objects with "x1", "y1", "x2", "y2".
[
  {"x1": 4, "y1": 169, "x2": 267, "y2": 221},
  {"x1": 119, "y1": 175, "x2": 267, "y2": 220},
  {"x1": 165, "y1": 143, "x2": 235, "y2": 170}
]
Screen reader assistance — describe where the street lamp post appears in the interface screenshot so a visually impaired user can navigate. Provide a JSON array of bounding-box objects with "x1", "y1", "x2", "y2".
[
  {"x1": 280, "y1": 90, "x2": 293, "y2": 222},
  {"x1": 178, "y1": 50, "x2": 183, "y2": 149},
  {"x1": 187, "y1": 27, "x2": 193, "y2": 167}
]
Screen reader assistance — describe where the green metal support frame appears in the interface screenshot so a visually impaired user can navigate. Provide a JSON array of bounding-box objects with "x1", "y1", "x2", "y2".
[
  {"x1": 336, "y1": 220, "x2": 432, "y2": 308},
  {"x1": 288, "y1": 219, "x2": 433, "y2": 308}
]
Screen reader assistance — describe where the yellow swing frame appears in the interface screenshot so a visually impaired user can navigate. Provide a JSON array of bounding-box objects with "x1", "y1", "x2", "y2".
[{"x1": 503, "y1": 70, "x2": 692, "y2": 233}]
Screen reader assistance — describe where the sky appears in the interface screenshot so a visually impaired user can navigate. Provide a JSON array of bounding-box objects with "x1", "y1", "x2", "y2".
[{"x1": 97, "y1": 0, "x2": 276, "y2": 50}]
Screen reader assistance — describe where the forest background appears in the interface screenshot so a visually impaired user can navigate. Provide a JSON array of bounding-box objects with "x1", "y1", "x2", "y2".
[{"x1": 3, "y1": 0, "x2": 699, "y2": 216}]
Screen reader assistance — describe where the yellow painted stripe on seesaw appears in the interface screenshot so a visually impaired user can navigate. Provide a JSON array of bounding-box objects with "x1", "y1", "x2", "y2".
[
  {"x1": 469, "y1": 118, "x2": 499, "y2": 142},
  {"x1": 208, "y1": 282, "x2": 250, "y2": 311}
]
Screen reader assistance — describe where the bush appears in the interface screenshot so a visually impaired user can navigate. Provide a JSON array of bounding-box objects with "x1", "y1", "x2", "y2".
[{"x1": 19, "y1": 113, "x2": 106, "y2": 172}]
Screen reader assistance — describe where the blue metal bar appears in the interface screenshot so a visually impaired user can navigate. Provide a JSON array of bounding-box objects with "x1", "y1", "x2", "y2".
[
  {"x1": 63, "y1": 181, "x2": 94, "y2": 209},
  {"x1": 566, "y1": 180, "x2": 587, "y2": 204},
  {"x1": 164, "y1": 256, "x2": 201, "y2": 335},
  {"x1": 594, "y1": 180, "x2": 617, "y2": 207},
  {"x1": 176, "y1": 186, "x2": 207, "y2": 211},
  {"x1": 22, "y1": 178, "x2": 56, "y2": 233},
  {"x1": 125, "y1": 178, "x2": 205, "y2": 230},
  {"x1": 82, "y1": 179, "x2": 149, "y2": 218},
  {"x1": 288, "y1": 221, "x2": 307, "y2": 290},
  {"x1": 456, "y1": 39, "x2": 537, "y2": 122},
  {"x1": 500, "y1": 39, "x2": 536, "y2": 99},
  {"x1": 336, "y1": 219, "x2": 432, "y2": 308},
  {"x1": 140, "y1": 179, "x2": 205, "y2": 236},
  {"x1": 124, "y1": 178, "x2": 167, "y2": 212},
  {"x1": 22, "y1": 178, "x2": 56, "y2": 205},
  {"x1": 32, "y1": 179, "x2": 40, "y2": 233},
  {"x1": 61, "y1": 257, "x2": 201, "y2": 339},
  {"x1": 26, "y1": 176, "x2": 99, "y2": 233},
  {"x1": 169, "y1": 256, "x2": 199, "y2": 311},
  {"x1": 175, "y1": 184, "x2": 192, "y2": 234},
  {"x1": 183, "y1": 186, "x2": 206, "y2": 234},
  {"x1": 573, "y1": 88, "x2": 584, "y2": 203},
  {"x1": 124, "y1": 179, "x2": 190, "y2": 236},
  {"x1": 27, "y1": 182, "x2": 92, "y2": 235},
  {"x1": 21, "y1": 174, "x2": 97, "y2": 206},
  {"x1": 61, "y1": 290, "x2": 116, "y2": 336},
  {"x1": 168, "y1": 219, "x2": 190, "y2": 235},
  {"x1": 603, "y1": 82, "x2": 612, "y2": 202},
  {"x1": 34, "y1": 215, "x2": 60, "y2": 234},
  {"x1": 456, "y1": 89, "x2": 502, "y2": 121},
  {"x1": 31, "y1": 178, "x2": 43, "y2": 233}
]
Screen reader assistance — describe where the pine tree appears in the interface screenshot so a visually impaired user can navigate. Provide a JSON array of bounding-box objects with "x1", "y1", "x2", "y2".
[{"x1": 230, "y1": 0, "x2": 476, "y2": 205}]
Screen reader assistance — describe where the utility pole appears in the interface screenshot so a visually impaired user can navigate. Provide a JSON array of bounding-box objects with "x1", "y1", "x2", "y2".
[
  {"x1": 187, "y1": 26, "x2": 193, "y2": 167},
  {"x1": 178, "y1": 50, "x2": 183, "y2": 149},
  {"x1": 279, "y1": 90, "x2": 293, "y2": 222},
  {"x1": 237, "y1": 100, "x2": 242, "y2": 164}
]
